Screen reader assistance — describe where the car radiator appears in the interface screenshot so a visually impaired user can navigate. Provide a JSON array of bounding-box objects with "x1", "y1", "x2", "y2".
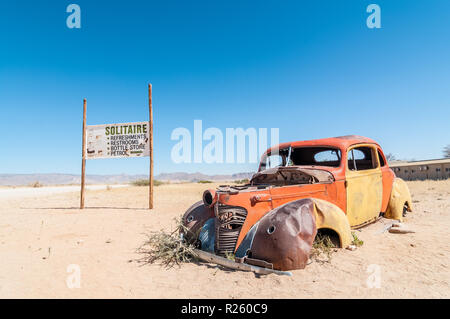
[{"x1": 214, "y1": 204, "x2": 248, "y2": 256}]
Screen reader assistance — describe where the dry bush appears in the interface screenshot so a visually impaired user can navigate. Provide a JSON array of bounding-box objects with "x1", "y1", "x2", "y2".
[
  {"x1": 131, "y1": 179, "x2": 165, "y2": 186},
  {"x1": 136, "y1": 217, "x2": 197, "y2": 268},
  {"x1": 30, "y1": 181, "x2": 43, "y2": 188},
  {"x1": 310, "y1": 233, "x2": 336, "y2": 263}
]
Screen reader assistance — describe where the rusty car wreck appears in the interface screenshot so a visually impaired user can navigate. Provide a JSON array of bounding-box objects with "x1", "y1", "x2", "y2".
[{"x1": 182, "y1": 135, "x2": 413, "y2": 271}]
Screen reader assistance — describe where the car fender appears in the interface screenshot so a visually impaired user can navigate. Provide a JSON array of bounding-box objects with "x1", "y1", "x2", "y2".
[
  {"x1": 384, "y1": 178, "x2": 412, "y2": 221},
  {"x1": 310, "y1": 198, "x2": 352, "y2": 248},
  {"x1": 235, "y1": 197, "x2": 352, "y2": 271},
  {"x1": 181, "y1": 201, "x2": 215, "y2": 243},
  {"x1": 235, "y1": 198, "x2": 317, "y2": 270}
]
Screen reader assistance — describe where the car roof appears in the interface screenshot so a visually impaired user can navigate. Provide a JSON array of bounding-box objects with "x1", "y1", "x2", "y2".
[{"x1": 264, "y1": 135, "x2": 380, "y2": 155}]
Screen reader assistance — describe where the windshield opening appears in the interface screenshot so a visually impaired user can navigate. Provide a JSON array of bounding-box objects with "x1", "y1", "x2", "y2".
[{"x1": 259, "y1": 146, "x2": 341, "y2": 171}]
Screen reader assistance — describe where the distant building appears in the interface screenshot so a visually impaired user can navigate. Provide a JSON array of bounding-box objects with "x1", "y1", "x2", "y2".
[{"x1": 389, "y1": 158, "x2": 450, "y2": 181}]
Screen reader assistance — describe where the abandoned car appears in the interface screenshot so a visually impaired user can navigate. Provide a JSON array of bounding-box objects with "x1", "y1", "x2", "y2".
[{"x1": 182, "y1": 135, "x2": 413, "y2": 271}]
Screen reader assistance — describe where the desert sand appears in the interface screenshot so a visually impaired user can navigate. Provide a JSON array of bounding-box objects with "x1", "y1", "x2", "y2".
[{"x1": 0, "y1": 180, "x2": 448, "y2": 298}]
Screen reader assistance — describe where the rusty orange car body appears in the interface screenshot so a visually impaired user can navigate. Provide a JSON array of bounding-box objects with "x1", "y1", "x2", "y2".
[{"x1": 182, "y1": 135, "x2": 413, "y2": 271}]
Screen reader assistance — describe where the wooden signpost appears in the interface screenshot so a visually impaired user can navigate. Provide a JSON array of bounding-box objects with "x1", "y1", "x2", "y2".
[
  {"x1": 80, "y1": 99, "x2": 87, "y2": 209},
  {"x1": 148, "y1": 84, "x2": 154, "y2": 209},
  {"x1": 80, "y1": 84, "x2": 154, "y2": 209}
]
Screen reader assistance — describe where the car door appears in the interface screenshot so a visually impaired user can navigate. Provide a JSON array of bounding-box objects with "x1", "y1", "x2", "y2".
[
  {"x1": 345, "y1": 144, "x2": 383, "y2": 227},
  {"x1": 377, "y1": 147, "x2": 394, "y2": 213}
]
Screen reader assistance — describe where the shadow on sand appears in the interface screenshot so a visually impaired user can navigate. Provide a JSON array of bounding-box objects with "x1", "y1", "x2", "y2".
[{"x1": 21, "y1": 206, "x2": 150, "y2": 211}]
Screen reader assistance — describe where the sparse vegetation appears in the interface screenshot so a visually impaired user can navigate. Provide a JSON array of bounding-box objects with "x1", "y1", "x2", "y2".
[
  {"x1": 233, "y1": 179, "x2": 249, "y2": 184},
  {"x1": 443, "y1": 145, "x2": 450, "y2": 158},
  {"x1": 30, "y1": 181, "x2": 43, "y2": 188},
  {"x1": 197, "y1": 180, "x2": 212, "y2": 184},
  {"x1": 136, "y1": 217, "x2": 197, "y2": 268},
  {"x1": 224, "y1": 250, "x2": 236, "y2": 261},
  {"x1": 351, "y1": 232, "x2": 364, "y2": 247},
  {"x1": 385, "y1": 153, "x2": 396, "y2": 162},
  {"x1": 131, "y1": 179, "x2": 165, "y2": 187},
  {"x1": 310, "y1": 233, "x2": 336, "y2": 263}
]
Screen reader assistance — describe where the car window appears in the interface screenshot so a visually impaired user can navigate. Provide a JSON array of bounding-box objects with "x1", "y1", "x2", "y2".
[
  {"x1": 290, "y1": 147, "x2": 341, "y2": 167},
  {"x1": 266, "y1": 154, "x2": 283, "y2": 169},
  {"x1": 348, "y1": 146, "x2": 377, "y2": 171},
  {"x1": 314, "y1": 150, "x2": 340, "y2": 163},
  {"x1": 377, "y1": 149, "x2": 386, "y2": 167}
]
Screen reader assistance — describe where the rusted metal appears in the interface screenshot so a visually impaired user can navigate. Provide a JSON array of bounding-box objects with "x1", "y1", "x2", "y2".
[
  {"x1": 193, "y1": 249, "x2": 292, "y2": 276},
  {"x1": 214, "y1": 205, "x2": 247, "y2": 256},
  {"x1": 251, "y1": 166, "x2": 334, "y2": 186},
  {"x1": 245, "y1": 198, "x2": 317, "y2": 271},
  {"x1": 236, "y1": 256, "x2": 274, "y2": 269},
  {"x1": 182, "y1": 201, "x2": 214, "y2": 243},
  {"x1": 202, "y1": 189, "x2": 217, "y2": 207},
  {"x1": 182, "y1": 135, "x2": 413, "y2": 271}
]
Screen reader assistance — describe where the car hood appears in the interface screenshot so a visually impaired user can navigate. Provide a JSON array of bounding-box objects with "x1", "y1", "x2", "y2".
[{"x1": 250, "y1": 166, "x2": 334, "y2": 186}]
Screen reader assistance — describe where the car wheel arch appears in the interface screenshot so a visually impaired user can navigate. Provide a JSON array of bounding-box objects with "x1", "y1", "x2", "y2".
[
  {"x1": 315, "y1": 227, "x2": 342, "y2": 248},
  {"x1": 310, "y1": 198, "x2": 353, "y2": 248},
  {"x1": 384, "y1": 178, "x2": 413, "y2": 221}
]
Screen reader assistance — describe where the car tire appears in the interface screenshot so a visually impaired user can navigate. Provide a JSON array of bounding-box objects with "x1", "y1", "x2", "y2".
[{"x1": 402, "y1": 203, "x2": 408, "y2": 217}]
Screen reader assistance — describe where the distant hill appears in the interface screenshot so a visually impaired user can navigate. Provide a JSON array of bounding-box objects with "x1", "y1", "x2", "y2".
[
  {"x1": 155, "y1": 172, "x2": 255, "y2": 182},
  {"x1": 0, "y1": 172, "x2": 255, "y2": 186}
]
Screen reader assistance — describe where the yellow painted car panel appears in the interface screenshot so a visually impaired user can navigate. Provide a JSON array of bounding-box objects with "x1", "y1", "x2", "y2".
[
  {"x1": 311, "y1": 198, "x2": 352, "y2": 248},
  {"x1": 346, "y1": 168, "x2": 383, "y2": 227},
  {"x1": 384, "y1": 177, "x2": 413, "y2": 221},
  {"x1": 345, "y1": 144, "x2": 383, "y2": 228}
]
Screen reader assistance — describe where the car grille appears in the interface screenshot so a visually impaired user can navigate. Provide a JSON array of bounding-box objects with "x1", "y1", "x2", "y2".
[{"x1": 214, "y1": 205, "x2": 248, "y2": 256}]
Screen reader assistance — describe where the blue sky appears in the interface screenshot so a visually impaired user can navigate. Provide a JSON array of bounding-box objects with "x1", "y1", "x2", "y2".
[{"x1": 1, "y1": 1, "x2": 449, "y2": 175}]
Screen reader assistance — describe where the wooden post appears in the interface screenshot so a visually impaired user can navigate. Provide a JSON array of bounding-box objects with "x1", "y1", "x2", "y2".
[
  {"x1": 80, "y1": 98, "x2": 87, "y2": 209},
  {"x1": 148, "y1": 84, "x2": 154, "y2": 209}
]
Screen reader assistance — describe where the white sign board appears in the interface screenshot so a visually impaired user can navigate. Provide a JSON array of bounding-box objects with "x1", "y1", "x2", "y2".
[{"x1": 86, "y1": 122, "x2": 150, "y2": 159}]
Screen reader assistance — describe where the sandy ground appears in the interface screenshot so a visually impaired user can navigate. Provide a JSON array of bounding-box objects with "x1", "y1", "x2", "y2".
[
  {"x1": 0, "y1": 180, "x2": 448, "y2": 298},
  {"x1": 0, "y1": 184, "x2": 127, "y2": 200}
]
